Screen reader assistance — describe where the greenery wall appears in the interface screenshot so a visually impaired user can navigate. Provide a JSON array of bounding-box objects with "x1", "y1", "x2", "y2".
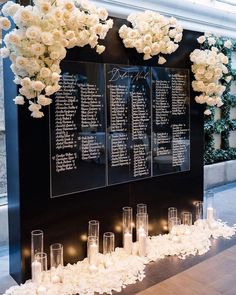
[{"x1": 204, "y1": 41, "x2": 236, "y2": 165}]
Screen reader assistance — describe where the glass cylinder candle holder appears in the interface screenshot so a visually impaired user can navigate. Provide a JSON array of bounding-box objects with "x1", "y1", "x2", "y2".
[
  {"x1": 181, "y1": 212, "x2": 192, "y2": 226},
  {"x1": 169, "y1": 217, "x2": 181, "y2": 234},
  {"x1": 31, "y1": 230, "x2": 44, "y2": 263},
  {"x1": 168, "y1": 207, "x2": 177, "y2": 232},
  {"x1": 137, "y1": 203, "x2": 147, "y2": 214},
  {"x1": 87, "y1": 236, "x2": 99, "y2": 266},
  {"x1": 31, "y1": 230, "x2": 44, "y2": 283},
  {"x1": 195, "y1": 201, "x2": 203, "y2": 221},
  {"x1": 50, "y1": 243, "x2": 63, "y2": 283},
  {"x1": 103, "y1": 232, "x2": 115, "y2": 255},
  {"x1": 136, "y1": 213, "x2": 148, "y2": 257},
  {"x1": 122, "y1": 207, "x2": 133, "y2": 255},
  {"x1": 206, "y1": 191, "x2": 215, "y2": 222},
  {"x1": 88, "y1": 220, "x2": 99, "y2": 238},
  {"x1": 33, "y1": 252, "x2": 47, "y2": 284}
]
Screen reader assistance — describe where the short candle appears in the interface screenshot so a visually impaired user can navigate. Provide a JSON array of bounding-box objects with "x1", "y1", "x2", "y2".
[
  {"x1": 32, "y1": 260, "x2": 42, "y2": 283},
  {"x1": 207, "y1": 207, "x2": 214, "y2": 222},
  {"x1": 89, "y1": 242, "x2": 98, "y2": 265}
]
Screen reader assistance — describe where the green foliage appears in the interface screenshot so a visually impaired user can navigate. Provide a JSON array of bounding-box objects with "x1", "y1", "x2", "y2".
[{"x1": 204, "y1": 38, "x2": 236, "y2": 165}]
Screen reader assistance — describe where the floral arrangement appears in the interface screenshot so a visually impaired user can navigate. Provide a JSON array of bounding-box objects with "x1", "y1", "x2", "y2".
[
  {"x1": 4, "y1": 220, "x2": 236, "y2": 295},
  {"x1": 0, "y1": 0, "x2": 113, "y2": 118},
  {"x1": 190, "y1": 33, "x2": 233, "y2": 115},
  {"x1": 119, "y1": 10, "x2": 183, "y2": 64}
]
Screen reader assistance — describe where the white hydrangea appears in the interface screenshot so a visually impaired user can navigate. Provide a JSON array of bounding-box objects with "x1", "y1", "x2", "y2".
[
  {"x1": 119, "y1": 10, "x2": 183, "y2": 64},
  {"x1": 1, "y1": 0, "x2": 113, "y2": 118}
]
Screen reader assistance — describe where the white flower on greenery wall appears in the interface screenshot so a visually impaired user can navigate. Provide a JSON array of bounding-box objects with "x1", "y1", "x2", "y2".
[
  {"x1": 190, "y1": 33, "x2": 233, "y2": 115},
  {"x1": 0, "y1": 0, "x2": 113, "y2": 118},
  {"x1": 119, "y1": 10, "x2": 183, "y2": 64}
]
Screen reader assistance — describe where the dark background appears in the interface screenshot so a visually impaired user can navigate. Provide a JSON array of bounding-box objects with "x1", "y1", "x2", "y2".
[{"x1": 4, "y1": 17, "x2": 204, "y2": 283}]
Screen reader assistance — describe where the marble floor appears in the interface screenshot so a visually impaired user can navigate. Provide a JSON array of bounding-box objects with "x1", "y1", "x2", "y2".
[{"x1": 0, "y1": 182, "x2": 236, "y2": 295}]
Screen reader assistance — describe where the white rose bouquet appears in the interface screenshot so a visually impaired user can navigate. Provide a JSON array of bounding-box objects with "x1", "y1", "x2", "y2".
[
  {"x1": 190, "y1": 33, "x2": 233, "y2": 115},
  {"x1": 119, "y1": 10, "x2": 183, "y2": 64},
  {"x1": 0, "y1": 0, "x2": 113, "y2": 118}
]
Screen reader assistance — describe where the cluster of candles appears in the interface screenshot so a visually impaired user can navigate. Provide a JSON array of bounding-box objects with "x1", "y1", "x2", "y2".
[{"x1": 31, "y1": 192, "x2": 216, "y2": 292}]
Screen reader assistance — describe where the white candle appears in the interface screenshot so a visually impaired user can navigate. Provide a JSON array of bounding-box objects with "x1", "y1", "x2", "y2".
[
  {"x1": 32, "y1": 261, "x2": 42, "y2": 283},
  {"x1": 138, "y1": 228, "x2": 147, "y2": 257},
  {"x1": 51, "y1": 274, "x2": 61, "y2": 284},
  {"x1": 207, "y1": 207, "x2": 214, "y2": 222},
  {"x1": 37, "y1": 286, "x2": 46, "y2": 295},
  {"x1": 123, "y1": 232, "x2": 133, "y2": 254},
  {"x1": 89, "y1": 243, "x2": 98, "y2": 265}
]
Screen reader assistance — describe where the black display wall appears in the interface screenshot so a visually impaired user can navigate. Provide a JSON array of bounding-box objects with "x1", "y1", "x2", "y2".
[{"x1": 4, "y1": 17, "x2": 204, "y2": 284}]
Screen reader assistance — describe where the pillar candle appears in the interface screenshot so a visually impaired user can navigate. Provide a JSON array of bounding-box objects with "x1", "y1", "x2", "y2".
[
  {"x1": 124, "y1": 232, "x2": 133, "y2": 254},
  {"x1": 32, "y1": 260, "x2": 42, "y2": 283},
  {"x1": 89, "y1": 243, "x2": 98, "y2": 265},
  {"x1": 138, "y1": 228, "x2": 147, "y2": 257}
]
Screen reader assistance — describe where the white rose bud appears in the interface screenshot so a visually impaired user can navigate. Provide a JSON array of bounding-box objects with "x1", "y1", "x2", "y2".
[
  {"x1": 204, "y1": 109, "x2": 212, "y2": 116},
  {"x1": 40, "y1": 67, "x2": 51, "y2": 78},
  {"x1": 197, "y1": 36, "x2": 206, "y2": 44},
  {"x1": 96, "y1": 45, "x2": 105, "y2": 54},
  {"x1": 32, "y1": 81, "x2": 45, "y2": 92},
  {"x1": 37, "y1": 95, "x2": 52, "y2": 106},
  {"x1": 224, "y1": 40, "x2": 232, "y2": 49},
  {"x1": 0, "y1": 47, "x2": 10, "y2": 58},
  {"x1": 158, "y1": 56, "x2": 166, "y2": 64},
  {"x1": 13, "y1": 96, "x2": 25, "y2": 105},
  {"x1": 31, "y1": 110, "x2": 44, "y2": 119}
]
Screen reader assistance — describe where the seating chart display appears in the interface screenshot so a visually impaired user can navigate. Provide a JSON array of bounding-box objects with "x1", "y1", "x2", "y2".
[{"x1": 50, "y1": 61, "x2": 190, "y2": 197}]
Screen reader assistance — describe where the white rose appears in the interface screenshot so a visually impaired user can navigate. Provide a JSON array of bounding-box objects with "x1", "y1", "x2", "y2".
[
  {"x1": 143, "y1": 34, "x2": 152, "y2": 44},
  {"x1": 169, "y1": 29, "x2": 177, "y2": 39},
  {"x1": 197, "y1": 36, "x2": 206, "y2": 44},
  {"x1": 0, "y1": 16, "x2": 11, "y2": 30},
  {"x1": 41, "y1": 32, "x2": 54, "y2": 46},
  {"x1": 2, "y1": 2, "x2": 20, "y2": 17},
  {"x1": 174, "y1": 33, "x2": 182, "y2": 43},
  {"x1": 21, "y1": 77, "x2": 32, "y2": 88},
  {"x1": 107, "y1": 19, "x2": 113, "y2": 29},
  {"x1": 169, "y1": 17, "x2": 177, "y2": 25},
  {"x1": 65, "y1": 30, "x2": 75, "y2": 40},
  {"x1": 28, "y1": 102, "x2": 41, "y2": 112},
  {"x1": 144, "y1": 54, "x2": 152, "y2": 60},
  {"x1": 32, "y1": 81, "x2": 45, "y2": 92},
  {"x1": 158, "y1": 56, "x2": 166, "y2": 64},
  {"x1": 208, "y1": 37, "x2": 216, "y2": 46},
  {"x1": 204, "y1": 109, "x2": 211, "y2": 116},
  {"x1": 31, "y1": 110, "x2": 44, "y2": 118},
  {"x1": 45, "y1": 85, "x2": 55, "y2": 96},
  {"x1": 37, "y1": 95, "x2": 52, "y2": 106},
  {"x1": 128, "y1": 30, "x2": 139, "y2": 39},
  {"x1": 51, "y1": 72, "x2": 60, "y2": 83},
  {"x1": 26, "y1": 26, "x2": 41, "y2": 40},
  {"x1": 39, "y1": 2, "x2": 51, "y2": 14},
  {"x1": 206, "y1": 97, "x2": 217, "y2": 106},
  {"x1": 50, "y1": 51, "x2": 61, "y2": 60},
  {"x1": 143, "y1": 46, "x2": 151, "y2": 55},
  {"x1": 195, "y1": 95, "x2": 206, "y2": 104},
  {"x1": 0, "y1": 47, "x2": 10, "y2": 58},
  {"x1": 64, "y1": 0, "x2": 75, "y2": 11},
  {"x1": 15, "y1": 56, "x2": 28, "y2": 69},
  {"x1": 31, "y1": 43, "x2": 46, "y2": 56},
  {"x1": 97, "y1": 8, "x2": 108, "y2": 21},
  {"x1": 224, "y1": 40, "x2": 232, "y2": 49},
  {"x1": 205, "y1": 71, "x2": 213, "y2": 80},
  {"x1": 13, "y1": 96, "x2": 25, "y2": 105},
  {"x1": 96, "y1": 45, "x2": 105, "y2": 55},
  {"x1": 13, "y1": 7, "x2": 34, "y2": 27},
  {"x1": 8, "y1": 32, "x2": 21, "y2": 45},
  {"x1": 40, "y1": 67, "x2": 51, "y2": 78}
]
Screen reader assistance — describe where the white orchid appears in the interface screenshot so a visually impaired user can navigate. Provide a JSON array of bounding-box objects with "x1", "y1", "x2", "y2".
[
  {"x1": 1, "y1": 0, "x2": 113, "y2": 118},
  {"x1": 119, "y1": 10, "x2": 182, "y2": 64}
]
